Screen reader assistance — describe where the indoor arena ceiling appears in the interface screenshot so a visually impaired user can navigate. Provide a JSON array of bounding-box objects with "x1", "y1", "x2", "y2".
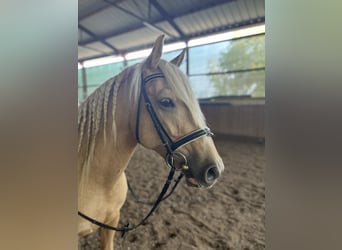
[{"x1": 78, "y1": 0, "x2": 265, "y2": 62}]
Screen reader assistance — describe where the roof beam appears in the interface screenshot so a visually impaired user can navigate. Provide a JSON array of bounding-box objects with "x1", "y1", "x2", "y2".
[
  {"x1": 79, "y1": 0, "x2": 239, "y2": 47},
  {"x1": 150, "y1": 0, "x2": 185, "y2": 39},
  {"x1": 175, "y1": 0, "x2": 237, "y2": 17},
  {"x1": 188, "y1": 17, "x2": 265, "y2": 38},
  {"x1": 78, "y1": 4, "x2": 110, "y2": 21},
  {"x1": 79, "y1": 0, "x2": 125, "y2": 21},
  {"x1": 78, "y1": 24, "x2": 120, "y2": 54},
  {"x1": 78, "y1": 17, "x2": 265, "y2": 63}
]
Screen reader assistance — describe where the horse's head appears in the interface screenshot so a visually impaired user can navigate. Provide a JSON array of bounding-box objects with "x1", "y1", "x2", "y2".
[{"x1": 135, "y1": 35, "x2": 224, "y2": 188}]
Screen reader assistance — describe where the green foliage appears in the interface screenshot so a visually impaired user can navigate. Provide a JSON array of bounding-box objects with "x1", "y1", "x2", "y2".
[{"x1": 209, "y1": 35, "x2": 265, "y2": 97}]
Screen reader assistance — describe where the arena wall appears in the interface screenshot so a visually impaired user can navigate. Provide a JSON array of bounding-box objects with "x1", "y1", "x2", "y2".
[{"x1": 200, "y1": 98, "x2": 265, "y2": 139}]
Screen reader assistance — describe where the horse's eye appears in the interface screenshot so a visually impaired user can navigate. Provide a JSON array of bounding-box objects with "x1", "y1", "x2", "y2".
[{"x1": 159, "y1": 98, "x2": 175, "y2": 108}]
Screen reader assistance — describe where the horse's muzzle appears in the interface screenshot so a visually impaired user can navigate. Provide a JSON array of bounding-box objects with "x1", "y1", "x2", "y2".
[{"x1": 184, "y1": 164, "x2": 221, "y2": 188}]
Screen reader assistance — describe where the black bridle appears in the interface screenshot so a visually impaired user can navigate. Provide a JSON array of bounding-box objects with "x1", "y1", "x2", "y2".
[
  {"x1": 78, "y1": 72, "x2": 213, "y2": 236},
  {"x1": 136, "y1": 73, "x2": 213, "y2": 158}
]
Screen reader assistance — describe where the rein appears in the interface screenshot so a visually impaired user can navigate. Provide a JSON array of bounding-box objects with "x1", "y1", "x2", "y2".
[{"x1": 78, "y1": 72, "x2": 213, "y2": 236}]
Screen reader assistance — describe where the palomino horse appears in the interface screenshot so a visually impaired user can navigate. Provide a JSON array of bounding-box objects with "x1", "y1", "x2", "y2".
[{"x1": 78, "y1": 35, "x2": 224, "y2": 250}]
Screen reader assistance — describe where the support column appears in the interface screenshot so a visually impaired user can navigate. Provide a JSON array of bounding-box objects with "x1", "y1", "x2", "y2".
[
  {"x1": 123, "y1": 55, "x2": 128, "y2": 68},
  {"x1": 81, "y1": 63, "x2": 87, "y2": 101},
  {"x1": 185, "y1": 41, "x2": 189, "y2": 76}
]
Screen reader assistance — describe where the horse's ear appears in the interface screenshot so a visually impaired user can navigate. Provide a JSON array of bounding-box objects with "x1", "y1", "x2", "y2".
[
  {"x1": 144, "y1": 35, "x2": 165, "y2": 69},
  {"x1": 170, "y1": 49, "x2": 186, "y2": 67}
]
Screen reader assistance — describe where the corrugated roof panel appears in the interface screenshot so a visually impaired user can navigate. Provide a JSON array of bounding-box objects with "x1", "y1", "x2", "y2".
[
  {"x1": 119, "y1": 0, "x2": 162, "y2": 20},
  {"x1": 106, "y1": 27, "x2": 162, "y2": 51},
  {"x1": 208, "y1": 8, "x2": 226, "y2": 28},
  {"x1": 215, "y1": 8, "x2": 227, "y2": 27},
  {"x1": 86, "y1": 42, "x2": 115, "y2": 54},
  {"x1": 78, "y1": 46, "x2": 102, "y2": 60},
  {"x1": 236, "y1": 0, "x2": 251, "y2": 21},
  {"x1": 157, "y1": 0, "x2": 216, "y2": 17},
  {"x1": 229, "y1": 1, "x2": 243, "y2": 23},
  {"x1": 254, "y1": 0, "x2": 265, "y2": 18},
  {"x1": 197, "y1": 12, "x2": 210, "y2": 31},
  {"x1": 215, "y1": 9, "x2": 225, "y2": 26},
  {"x1": 80, "y1": 6, "x2": 140, "y2": 36},
  {"x1": 175, "y1": 1, "x2": 247, "y2": 36},
  {"x1": 222, "y1": 5, "x2": 236, "y2": 25},
  {"x1": 214, "y1": 2, "x2": 244, "y2": 25},
  {"x1": 154, "y1": 21, "x2": 181, "y2": 38},
  {"x1": 202, "y1": 9, "x2": 213, "y2": 27},
  {"x1": 243, "y1": 0, "x2": 258, "y2": 20},
  {"x1": 78, "y1": 0, "x2": 109, "y2": 19},
  {"x1": 172, "y1": 7, "x2": 191, "y2": 35},
  {"x1": 207, "y1": 6, "x2": 228, "y2": 28}
]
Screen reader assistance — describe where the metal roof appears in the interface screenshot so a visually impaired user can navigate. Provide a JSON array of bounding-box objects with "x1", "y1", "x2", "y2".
[{"x1": 78, "y1": 0, "x2": 265, "y2": 62}]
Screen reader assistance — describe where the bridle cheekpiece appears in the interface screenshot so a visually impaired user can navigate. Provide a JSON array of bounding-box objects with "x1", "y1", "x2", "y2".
[{"x1": 136, "y1": 73, "x2": 214, "y2": 167}]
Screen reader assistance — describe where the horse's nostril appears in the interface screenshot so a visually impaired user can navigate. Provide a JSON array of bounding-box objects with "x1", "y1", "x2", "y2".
[{"x1": 205, "y1": 166, "x2": 220, "y2": 183}]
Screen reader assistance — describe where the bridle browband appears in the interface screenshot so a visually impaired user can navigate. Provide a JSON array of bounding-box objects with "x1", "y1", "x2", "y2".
[{"x1": 78, "y1": 72, "x2": 213, "y2": 236}]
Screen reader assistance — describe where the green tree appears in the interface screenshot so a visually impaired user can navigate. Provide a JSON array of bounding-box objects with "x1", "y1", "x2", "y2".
[{"x1": 209, "y1": 35, "x2": 265, "y2": 97}]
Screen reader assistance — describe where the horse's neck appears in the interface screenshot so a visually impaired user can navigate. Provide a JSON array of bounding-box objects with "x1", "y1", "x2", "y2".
[
  {"x1": 79, "y1": 77, "x2": 137, "y2": 192},
  {"x1": 85, "y1": 136, "x2": 136, "y2": 183}
]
